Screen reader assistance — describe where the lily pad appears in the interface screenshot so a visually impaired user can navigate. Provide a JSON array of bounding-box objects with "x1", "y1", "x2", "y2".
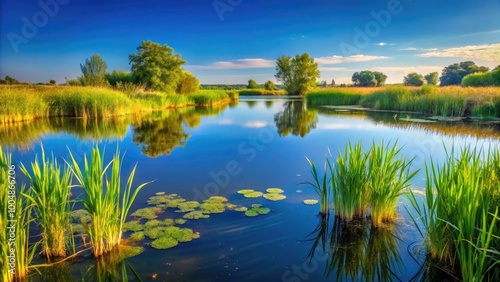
[
  {"x1": 183, "y1": 211, "x2": 210, "y2": 220},
  {"x1": 237, "y1": 189, "x2": 255, "y2": 194},
  {"x1": 163, "y1": 218, "x2": 175, "y2": 226},
  {"x1": 266, "y1": 188, "x2": 284, "y2": 194},
  {"x1": 72, "y1": 209, "x2": 91, "y2": 223},
  {"x1": 245, "y1": 204, "x2": 271, "y2": 217},
  {"x1": 131, "y1": 207, "x2": 162, "y2": 219},
  {"x1": 151, "y1": 236, "x2": 178, "y2": 250},
  {"x1": 144, "y1": 219, "x2": 163, "y2": 229},
  {"x1": 175, "y1": 219, "x2": 186, "y2": 225},
  {"x1": 155, "y1": 192, "x2": 166, "y2": 196},
  {"x1": 263, "y1": 193, "x2": 286, "y2": 201},
  {"x1": 245, "y1": 210, "x2": 259, "y2": 217},
  {"x1": 176, "y1": 201, "x2": 200, "y2": 212},
  {"x1": 129, "y1": 232, "x2": 145, "y2": 241},
  {"x1": 145, "y1": 227, "x2": 166, "y2": 239},
  {"x1": 234, "y1": 206, "x2": 248, "y2": 212},
  {"x1": 204, "y1": 196, "x2": 228, "y2": 203},
  {"x1": 123, "y1": 220, "x2": 144, "y2": 232},
  {"x1": 242, "y1": 191, "x2": 263, "y2": 198},
  {"x1": 303, "y1": 199, "x2": 319, "y2": 205},
  {"x1": 226, "y1": 203, "x2": 238, "y2": 210},
  {"x1": 72, "y1": 224, "x2": 87, "y2": 234},
  {"x1": 200, "y1": 202, "x2": 226, "y2": 214}
]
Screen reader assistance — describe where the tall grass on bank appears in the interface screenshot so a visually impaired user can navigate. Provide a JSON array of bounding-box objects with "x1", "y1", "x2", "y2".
[
  {"x1": 0, "y1": 147, "x2": 37, "y2": 281},
  {"x1": 67, "y1": 146, "x2": 149, "y2": 257},
  {"x1": 367, "y1": 141, "x2": 417, "y2": 227},
  {"x1": 0, "y1": 85, "x2": 239, "y2": 124},
  {"x1": 360, "y1": 85, "x2": 500, "y2": 118},
  {"x1": 306, "y1": 88, "x2": 372, "y2": 107},
  {"x1": 20, "y1": 147, "x2": 72, "y2": 260},
  {"x1": 238, "y1": 89, "x2": 287, "y2": 96},
  {"x1": 407, "y1": 145, "x2": 500, "y2": 281}
]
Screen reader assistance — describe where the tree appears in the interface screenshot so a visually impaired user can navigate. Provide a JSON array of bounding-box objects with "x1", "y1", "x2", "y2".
[
  {"x1": 330, "y1": 79, "x2": 336, "y2": 87},
  {"x1": 275, "y1": 53, "x2": 320, "y2": 96},
  {"x1": 177, "y1": 72, "x2": 200, "y2": 94},
  {"x1": 440, "y1": 61, "x2": 489, "y2": 86},
  {"x1": 424, "y1": 72, "x2": 439, "y2": 85},
  {"x1": 319, "y1": 80, "x2": 327, "y2": 88},
  {"x1": 79, "y1": 54, "x2": 109, "y2": 86},
  {"x1": 105, "y1": 70, "x2": 136, "y2": 86},
  {"x1": 264, "y1": 80, "x2": 277, "y2": 90},
  {"x1": 49, "y1": 79, "x2": 56, "y2": 85},
  {"x1": 404, "y1": 73, "x2": 425, "y2": 86},
  {"x1": 373, "y1": 71, "x2": 387, "y2": 86},
  {"x1": 461, "y1": 72, "x2": 493, "y2": 87},
  {"x1": 247, "y1": 79, "x2": 259, "y2": 89},
  {"x1": 4, "y1": 75, "x2": 20, "y2": 84},
  {"x1": 129, "y1": 40, "x2": 186, "y2": 93}
]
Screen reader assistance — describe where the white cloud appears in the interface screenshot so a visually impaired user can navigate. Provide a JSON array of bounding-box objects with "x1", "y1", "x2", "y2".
[
  {"x1": 378, "y1": 42, "x2": 386, "y2": 46},
  {"x1": 314, "y1": 54, "x2": 389, "y2": 65},
  {"x1": 417, "y1": 43, "x2": 500, "y2": 63},
  {"x1": 187, "y1": 58, "x2": 275, "y2": 70},
  {"x1": 244, "y1": 121, "x2": 268, "y2": 128},
  {"x1": 400, "y1": 47, "x2": 438, "y2": 51}
]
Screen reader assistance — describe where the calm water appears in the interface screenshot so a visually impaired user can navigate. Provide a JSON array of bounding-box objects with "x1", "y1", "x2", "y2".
[{"x1": 3, "y1": 97, "x2": 500, "y2": 281}]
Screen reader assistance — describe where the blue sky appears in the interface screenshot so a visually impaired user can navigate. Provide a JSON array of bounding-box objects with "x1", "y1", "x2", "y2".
[{"x1": 1, "y1": 0, "x2": 499, "y2": 84}]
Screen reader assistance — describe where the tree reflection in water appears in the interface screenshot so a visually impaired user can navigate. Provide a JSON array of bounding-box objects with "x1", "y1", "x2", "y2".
[{"x1": 274, "y1": 99, "x2": 318, "y2": 137}]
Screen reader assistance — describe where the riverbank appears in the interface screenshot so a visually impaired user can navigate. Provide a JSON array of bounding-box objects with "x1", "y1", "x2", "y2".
[
  {"x1": 306, "y1": 86, "x2": 500, "y2": 118},
  {"x1": 0, "y1": 85, "x2": 237, "y2": 124},
  {"x1": 238, "y1": 89, "x2": 287, "y2": 96}
]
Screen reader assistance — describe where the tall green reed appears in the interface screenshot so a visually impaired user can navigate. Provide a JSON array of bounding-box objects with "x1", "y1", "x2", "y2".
[
  {"x1": 304, "y1": 157, "x2": 332, "y2": 215},
  {"x1": 67, "y1": 146, "x2": 149, "y2": 257},
  {"x1": 20, "y1": 147, "x2": 72, "y2": 259}
]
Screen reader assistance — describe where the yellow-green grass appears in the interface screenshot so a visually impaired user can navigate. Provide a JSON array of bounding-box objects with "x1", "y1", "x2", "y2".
[
  {"x1": 20, "y1": 147, "x2": 72, "y2": 259},
  {"x1": 360, "y1": 86, "x2": 500, "y2": 118},
  {"x1": 306, "y1": 87, "x2": 378, "y2": 107},
  {"x1": 0, "y1": 85, "x2": 239, "y2": 125},
  {"x1": 238, "y1": 89, "x2": 287, "y2": 96},
  {"x1": 67, "y1": 146, "x2": 150, "y2": 257},
  {"x1": 407, "y1": 145, "x2": 500, "y2": 281}
]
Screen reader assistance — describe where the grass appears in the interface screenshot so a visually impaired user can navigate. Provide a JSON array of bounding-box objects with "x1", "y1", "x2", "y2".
[
  {"x1": 238, "y1": 89, "x2": 287, "y2": 96},
  {"x1": 67, "y1": 146, "x2": 150, "y2": 257},
  {"x1": 407, "y1": 145, "x2": 500, "y2": 281},
  {"x1": 305, "y1": 86, "x2": 500, "y2": 118},
  {"x1": 0, "y1": 85, "x2": 239, "y2": 124},
  {"x1": 20, "y1": 147, "x2": 73, "y2": 260},
  {"x1": 304, "y1": 157, "x2": 332, "y2": 215},
  {"x1": 0, "y1": 147, "x2": 37, "y2": 281}
]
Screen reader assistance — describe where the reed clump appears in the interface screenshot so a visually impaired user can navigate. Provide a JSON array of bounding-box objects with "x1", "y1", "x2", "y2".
[
  {"x1": 20, "y1": 148, "x2": 73, "y2": 260},
  {"x1": 407, "y1": 145, "x2": 500, "y2": 281},
  {"x1": 67, "y1": 146, "x2": 150, "y2": 257}
]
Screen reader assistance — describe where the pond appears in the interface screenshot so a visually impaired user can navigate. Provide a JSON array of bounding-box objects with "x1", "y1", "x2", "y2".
[{"x1": 3, "y1": 97, "x2": 500, "y2": 281}]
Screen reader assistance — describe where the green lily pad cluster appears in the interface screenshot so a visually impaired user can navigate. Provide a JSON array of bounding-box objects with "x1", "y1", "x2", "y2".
[
  {"x1": 303, "y1": 199, "x2": 319, "y2": 205},
  {"x1": 237, "y1": 188, "x2": 287, "y2": 201},
  {"x1": 131, "y1": 207, "x2": 163, "y2": 219},
  {"x1": 149, "y1": 226, "x2": 200, "y2": 249},
  {"x1": 245, "y1": 204, "x2": 271, "y2": 217}
]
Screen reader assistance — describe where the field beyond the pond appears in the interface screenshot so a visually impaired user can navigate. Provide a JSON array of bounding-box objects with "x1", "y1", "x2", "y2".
[
  {"x1": 0, "y1": 85, "x2": 238, "y2": 124},
  {"x1": 306, "y1": 86, "x2": 500, "y2": 118}
]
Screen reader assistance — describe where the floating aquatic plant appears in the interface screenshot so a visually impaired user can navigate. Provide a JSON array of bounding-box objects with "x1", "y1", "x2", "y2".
[
  {"x1": 131, "y1": 207, "x2": 162, "y2": 219},
  {"x1": 263, "y1": 193, "x2": 286, "y2": 201},
  {"x1": 205, "y1": 196, "x2": 228, "y2": 203},
  {"x1": 183, "y1": 211, "x2": 210, "y2": 219},
  {"x1": 176, "y1": 201, "x2": 200, "y2": 212},
  {"x1": 72, "y1": 224, "x2": 87, "y2": 235},
  {"x1": 151, "y1": 236, "x2": 179, "y2": 250},
  {"x1": 129, "y1": 232, "x2": 145, "y2": 241},
  {"x1": 303, "y1": 199, "x2": 319, "y2": 205},
  {"x1": 226, "y1": 203, "x2": 238, "y2": 210},
  {"x1": 266, "y1": 188, "x2": 284, "y2": 194},
  {"x1": 155, "y1": 192, "x2": 166, "y2": 196},
  {"x1": 245, "y1": 204, "x2": 271, "y2": 217},
  {"x1": 242, "y1": 191, "x2": 263, "y2": 198},
  {"x1": 175, "y1": 219, "x2": 186, "y2": 225},
  {"x1": 234, "y1": 206, "x2": 248, "y2": 212},
  {"x1": 237, "y1": 189, "x2": 255, "y2": 194},
  {"x1": 123, "y1": 221, "x2": 144, "y2": 232},
  {"x1": 200, "y1": 202, "x2": 226, "y2": 214},
  {"x1": 147, "y1": 195, "x2": 168, "y2": 205},
  {"x1": 163, "y1": 218, "x2": 175, "y2": 226},
  {"x1": 144, "y1": 227, "x2": 165, "y2": 239},
  {"x1": 72, "y1": 209, "x2": 91, "y2": 223},
  {"x1": 144, "y1": 219, "x2": 163, "y2": 229}
]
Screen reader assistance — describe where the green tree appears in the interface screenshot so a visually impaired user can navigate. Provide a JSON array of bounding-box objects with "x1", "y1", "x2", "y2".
[
  {"x1": 492, "y1": 68, "x2": 500, "y2": 86},
  {"x1": 330, "y1": 79, "x2": 336, "y2": 87},
  {"x1": 404, "y1": 73, "x2": 425, "y2": 86},
  {"x1": 49, "y1": 79, "x2": 56, "y2": 85},
  {"x1": 79, "y1": 54, "x2": 109, "y2": 87},
  {"x1": 129, "y1": 40, "x2": 186, "y2": 93},
  {"x1": 424, "y1": 72, "x2": 439, "y2": 85},
  {"x1": 275, "y1": 53, "x2": 320, "y2": 96},
  {"x1": 461, "y1": 72, "x2": 493, "y2": 87},
  {"x1": 319, "y1": 80, "x2": 327, "y2": 88},
  {"x1": 440, "y1": 61, "x2": 489, "y2": 86},
  {"x1": 4, "y1": 76, "x2": 20, "y2": 84},
  {"x1": 247, "y1": 79, "x2": 259, "y2": 89},
  {"x1": 352, "y1": 71, "x2": 377, "y2": 87},
  {"x1": 373, "y1": 71, "x2": 387, "y2": 86},
  {"x1": 177, "y1": 72, "x2": 200, "y2": 94},
  {"x1": 105, "y1": 70, "x2": 136, "y2": 86},
  {"x1": 264, "y1": 80, "x2": 277, "y2": 90}
]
